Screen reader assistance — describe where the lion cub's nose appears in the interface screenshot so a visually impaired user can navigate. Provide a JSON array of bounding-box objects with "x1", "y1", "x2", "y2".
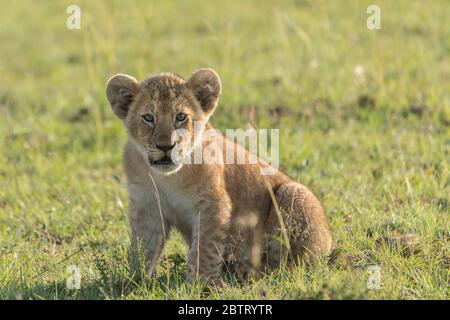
[{"x1": 155, "y1": 143, "x2": 176, "y2": 152}]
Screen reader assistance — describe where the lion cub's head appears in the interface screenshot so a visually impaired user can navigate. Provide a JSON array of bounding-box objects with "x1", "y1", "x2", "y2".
[{"x1": 106, "y1": 68, "x2": 221, "y2": 175}]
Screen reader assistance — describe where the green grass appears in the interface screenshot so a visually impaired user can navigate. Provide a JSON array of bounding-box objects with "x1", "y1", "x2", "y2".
[{"x1": 0, "y1": 0, "x2": 449, "y2": 299}]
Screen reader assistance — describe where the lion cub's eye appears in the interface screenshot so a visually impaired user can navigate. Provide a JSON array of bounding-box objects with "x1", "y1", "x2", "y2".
[
  {"x1": 142, "y1": 114, "x2": 154, "y2": 124},
  {"x1": 175, "y1": 112, "x2": 187, "y2": 123}
]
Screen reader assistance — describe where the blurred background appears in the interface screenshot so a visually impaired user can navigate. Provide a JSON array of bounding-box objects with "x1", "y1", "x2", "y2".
[{"x1": 0, "y1": 0, "x2": 448, "y2": 299}]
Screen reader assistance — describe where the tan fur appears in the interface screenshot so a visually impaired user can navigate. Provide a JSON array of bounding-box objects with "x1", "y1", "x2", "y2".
[{"x1": 105, "y1": 68, "x2": 332, "y2": 284}]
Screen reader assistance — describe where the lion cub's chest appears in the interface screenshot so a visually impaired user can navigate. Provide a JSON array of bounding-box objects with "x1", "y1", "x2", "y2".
[{"x1": 154, "y1": 178, "x2": 198, "y2": 240}]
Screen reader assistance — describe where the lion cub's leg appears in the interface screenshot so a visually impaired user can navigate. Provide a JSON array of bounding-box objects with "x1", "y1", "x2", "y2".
[
  {"x1": 186, "y1": 201, "x2": 231, "y2": 286},
  {"x1": 229, "y1": 224, "x2": 264, "y2": 282},
  {"x1": 128, "y1": 184, "x2": 170, "y2": 281},
  {"x1": 223, "y1": 228, "x2": 261, "y2": 282},
  {"x1": 264, "y1": 182, "x2": 332, "y2": 270}
]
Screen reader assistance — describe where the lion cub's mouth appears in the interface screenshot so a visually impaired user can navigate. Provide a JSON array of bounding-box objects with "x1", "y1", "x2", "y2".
[{"x1": 149, "y1": 155, "x2": 174, "y2": 166}]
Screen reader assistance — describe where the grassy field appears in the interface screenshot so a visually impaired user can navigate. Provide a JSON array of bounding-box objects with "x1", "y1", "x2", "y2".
[{"x1": 0, "y1": 0, "x2": 448, "y2": 299}]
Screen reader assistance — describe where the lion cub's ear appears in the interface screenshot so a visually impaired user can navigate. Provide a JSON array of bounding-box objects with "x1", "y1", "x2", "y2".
[
  {"x1": 186, "y1": 68, "x2": 221, "y2": 114},
  {"x1": 106, "y1": 74, "x2": 140, "y2": 120}
]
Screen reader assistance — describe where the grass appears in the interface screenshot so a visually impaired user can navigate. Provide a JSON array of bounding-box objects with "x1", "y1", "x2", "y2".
[{"x1": 0, "y1": 0, "x2": 449, "y2": 299}]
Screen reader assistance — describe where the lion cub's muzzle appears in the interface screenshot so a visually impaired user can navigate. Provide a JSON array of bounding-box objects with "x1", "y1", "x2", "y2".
[
  {"x1": 149, "y1": 155, "x2": 174, "y2": 166},
  {"x1": 148, "y1": 142, "x2": 177, "y2": 166}
]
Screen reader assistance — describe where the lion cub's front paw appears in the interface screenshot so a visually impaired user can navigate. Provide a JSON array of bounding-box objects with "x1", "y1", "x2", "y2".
[
  {"x1": 234, "y1": 263, "x2": 260, "y2": 283},
  {"x1": 184, "y1": 268, "x2": 224, "y2": 288}
]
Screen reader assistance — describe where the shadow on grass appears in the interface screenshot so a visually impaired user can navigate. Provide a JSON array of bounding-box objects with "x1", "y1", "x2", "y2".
[
  {"x1": 7, "y1": 268, "x2": 187, "y2": 300},
  {"x1": 7, "y1": 250, "x2": 245, "y2": 300}
]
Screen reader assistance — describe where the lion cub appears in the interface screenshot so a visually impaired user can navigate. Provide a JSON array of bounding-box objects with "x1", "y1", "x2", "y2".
[{"x1": 106, "y1": 68, "x2": 332, "y2": 284}]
